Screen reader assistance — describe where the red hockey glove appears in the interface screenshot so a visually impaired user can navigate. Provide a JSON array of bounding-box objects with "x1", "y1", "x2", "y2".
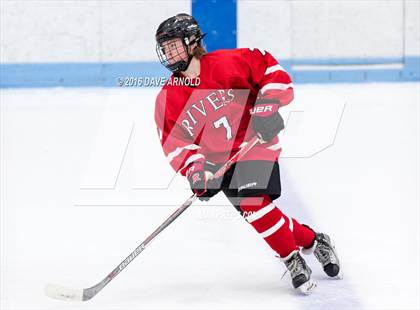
[{"x1": 250, "y1": 98, "x2": 285, "y2": 142}]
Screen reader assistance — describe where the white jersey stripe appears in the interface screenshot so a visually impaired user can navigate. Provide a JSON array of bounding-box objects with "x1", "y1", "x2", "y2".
[
  {"x1": 267, "y1": 140, "x2": 282, "y2": 151},
  {"x1": 260, "y1": 217, "x2": 286, "y2": 238},
  {"x1": 178, "y1": 153, "x2": 205, "y2": 173},
  {"x1": 184, "y1": 153, "x2": 205, "y2": 168},
  {"x1": 167, "y1": 144, "x2": 200, "y2": 163},
  {"x1": 265, "y1": 64, "x2": 286, "y2": 75},
  {"x1": 246, "y1": 203, "x2": 276, "y2": 223},
  {"x1": 287, "y1": 215, "x2": 294, "y2": 231},
  {"x1": 260, "y1": 83, "x2": 293, "y2": 95}
]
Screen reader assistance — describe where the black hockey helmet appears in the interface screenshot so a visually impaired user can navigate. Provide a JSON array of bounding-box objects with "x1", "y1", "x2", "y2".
[{"x1": 155, "y1": 13, "x2": 205, "y2": 73}]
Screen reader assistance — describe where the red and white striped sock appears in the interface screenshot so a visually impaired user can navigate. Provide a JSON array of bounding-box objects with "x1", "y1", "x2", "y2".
[
  {"x1": 239, "y1": 195, "x2": 315, "y2": 258},
  {"x1": 240, "y1": 195, "x2": 297, "y2": 258},
  {"x1": 290, "y1": 220, "x2": 316, "y2": 249}
]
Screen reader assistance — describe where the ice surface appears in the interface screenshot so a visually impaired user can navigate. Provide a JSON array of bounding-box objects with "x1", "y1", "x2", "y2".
[
  {"x1": 1, "y1": 83, "x2": 419, "y2": 309},
  {"x1": 44, "y1": 283, "x2": 83, "y2": 301}
]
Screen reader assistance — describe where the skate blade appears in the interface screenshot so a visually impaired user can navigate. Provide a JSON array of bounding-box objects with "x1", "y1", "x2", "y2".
[
  {"x1": 329, "y1": 238, "x2": 343, "y2": 280},
  {"x1": 297, "y1": 279, "x2": 317, "y2": 295}
]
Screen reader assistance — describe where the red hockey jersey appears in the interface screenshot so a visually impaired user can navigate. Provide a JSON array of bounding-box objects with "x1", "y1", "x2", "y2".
[{"x1": 154, "y1": 48, "x2": 293, "y2": 176}]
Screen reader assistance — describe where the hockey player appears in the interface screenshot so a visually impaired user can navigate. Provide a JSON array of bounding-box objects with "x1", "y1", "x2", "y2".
[{"x1": 154, "y1": 13, "x2": 341, "y2": 294}]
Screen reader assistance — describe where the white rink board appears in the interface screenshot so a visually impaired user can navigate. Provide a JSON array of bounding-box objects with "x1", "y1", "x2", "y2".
[
  {"x1": 2, "y1": 1, "x2": 418, "y2": 64},
  {"x1": 1, "y1": 83, "x2": 419, "y2": 309}
]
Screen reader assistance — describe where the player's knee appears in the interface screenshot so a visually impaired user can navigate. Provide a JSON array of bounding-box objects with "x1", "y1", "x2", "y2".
[{"x1": 239, "y1": 195, "x2": 271, "y2": 214}]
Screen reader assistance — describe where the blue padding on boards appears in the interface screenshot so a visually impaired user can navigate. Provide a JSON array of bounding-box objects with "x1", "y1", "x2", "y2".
[
  {"x1": 1, "y1": 57, "x2": 419, "y2": 88},
  {"x1": 402, "y1": 56, "x2": 420, "y2": 81},
  {"x1": 192, "y1": 0, "x2": 237, "y2": 52},
  {"x1": 0, "y1": 62, "x2": 169, "y2": 88}
]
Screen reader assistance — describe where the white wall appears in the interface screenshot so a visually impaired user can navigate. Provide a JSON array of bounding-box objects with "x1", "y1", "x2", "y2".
[
  {"x1": 0, "y1": 0, "x2": 190, "y2": 63},
  {"x1": 1, "y1": 0, "x2": 419, "y2": 64},
  {"x1": 238, "y1": 0, "x2": 419, "y2": 62},
  {"x1": 238, "y1": 1, "x2": 292, "y2": 59},
  {"x1": 290, "y1": 0, "x2": 403, "y2": 60},
  {"x1": 405, "y1": 0, "x2": 420, "y2": 57}
]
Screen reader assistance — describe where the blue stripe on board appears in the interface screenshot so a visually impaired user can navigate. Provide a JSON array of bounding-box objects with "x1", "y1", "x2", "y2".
[
  {"x1": 192, "y1": 0, "x2": 237, "y2": 52},
  {"x1": 0, "y1": 62, "x2": 170, "y2": 88},
  {"x1": 0, "y1": 57, "x2": 419, "y2": 88}
]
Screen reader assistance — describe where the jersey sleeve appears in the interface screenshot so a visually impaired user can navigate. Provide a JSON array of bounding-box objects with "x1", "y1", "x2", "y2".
[
  {"x1": 242, "y1": 48, "x2": 294, "y2": 108},
  {"x1": 154, "y1": 89, "x2": 204, "y2": 176}
]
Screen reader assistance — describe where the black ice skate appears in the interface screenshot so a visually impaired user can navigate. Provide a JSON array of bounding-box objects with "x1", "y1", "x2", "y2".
[
  {"x1": 283, "y1": 250, "x2": 317, "y2": 295},
  {"x1": 303, "y1": 232, "x2": 343, "y2": 279}
]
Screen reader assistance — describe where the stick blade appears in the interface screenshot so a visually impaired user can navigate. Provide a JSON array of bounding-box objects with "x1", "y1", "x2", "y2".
[{"x1": 45, "y1": 283, "x2": 84, "y2": 301}]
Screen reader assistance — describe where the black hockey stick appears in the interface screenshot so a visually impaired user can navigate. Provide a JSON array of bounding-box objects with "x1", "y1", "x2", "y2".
[{"x1": 45, "y1": 136, "x2": 260, "y2": 301}]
